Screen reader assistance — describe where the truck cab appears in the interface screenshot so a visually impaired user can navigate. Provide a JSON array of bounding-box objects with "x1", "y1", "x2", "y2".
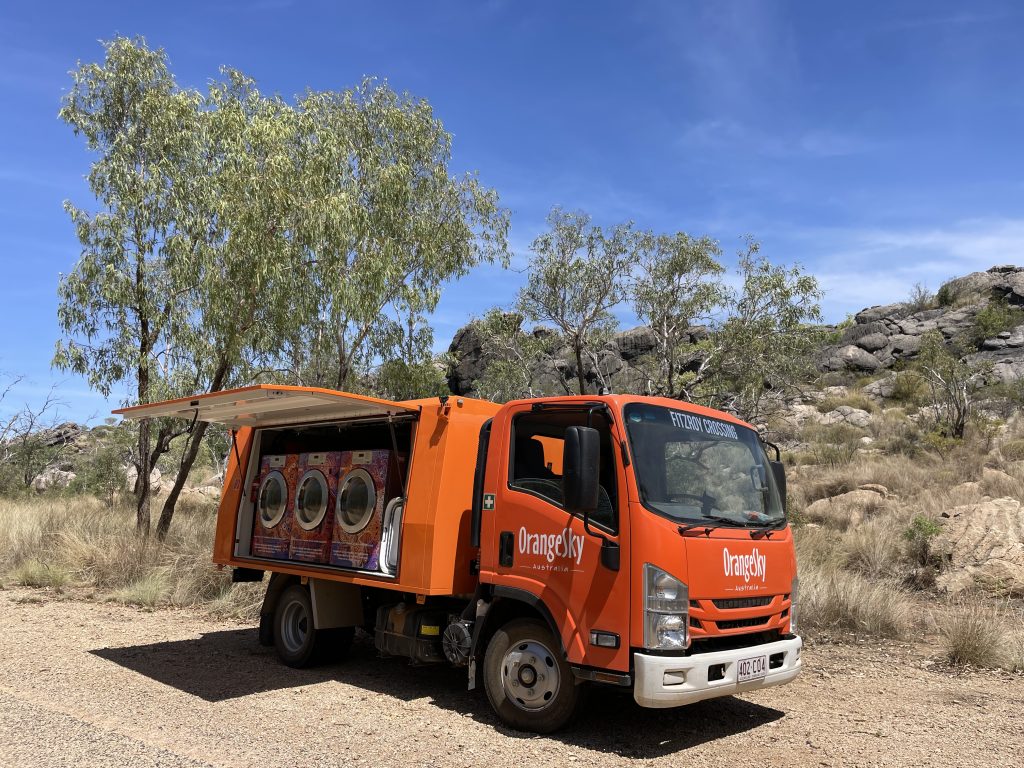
[
  {"x1": 117, "y1": 387, "x2": 801, "y2": 733},
  {"x1": 474, "y1": 395, "x2": 801, "y2": 726}
]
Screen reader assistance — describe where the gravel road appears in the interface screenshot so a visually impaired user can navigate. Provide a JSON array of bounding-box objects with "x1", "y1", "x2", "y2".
[{"x1": 1, "y1": 588, "x2": 1021, "y2": 768}]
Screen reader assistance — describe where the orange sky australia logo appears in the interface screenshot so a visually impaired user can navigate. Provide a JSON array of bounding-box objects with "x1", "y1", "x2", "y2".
[{"x1": 723, "y1": 547, "x2": 767, "y2": 583}]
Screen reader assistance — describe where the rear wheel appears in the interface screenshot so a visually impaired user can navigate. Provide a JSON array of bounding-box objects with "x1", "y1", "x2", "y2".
[
  {"x1": 273, "y1": 584, "x2": 353, "y2": 667},
  {"x1": 483, "y1": 619, "x2": 579, "y2": 733}
]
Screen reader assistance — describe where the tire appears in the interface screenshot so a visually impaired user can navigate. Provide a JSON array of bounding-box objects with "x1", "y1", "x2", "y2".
[
  {"x1": 272, "y1": 584, "x2": 354, "y2": 667},
  {"x1": 483, "y1": 618, "x2": 579, "y2": 733}
]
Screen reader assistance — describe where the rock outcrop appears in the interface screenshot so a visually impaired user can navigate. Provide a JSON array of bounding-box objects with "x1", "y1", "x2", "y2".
[
  {"x1": 935, "y1": 497, "x2": 1024, "y2": 597},
  {"x1": 818, "y1": 266, "x2": 1024, "y2": 378}
]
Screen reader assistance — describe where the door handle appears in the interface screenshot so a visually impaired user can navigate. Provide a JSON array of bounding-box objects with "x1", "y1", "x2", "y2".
[{"x1": 499, "y1": 531, "x2": 514, "y2": 567}]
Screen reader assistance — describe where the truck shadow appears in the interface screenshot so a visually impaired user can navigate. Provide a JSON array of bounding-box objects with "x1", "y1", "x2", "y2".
[{"x1": 91, "y1": 628, "x2": 784, "y2": 758}]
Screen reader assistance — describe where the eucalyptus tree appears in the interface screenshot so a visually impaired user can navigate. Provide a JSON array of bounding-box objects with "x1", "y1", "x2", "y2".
[
  {"x1": 630, "y1": 232, "x2": 725, "y2": 397},
  {"x1": 517, "y1": 208, "x2": 640, "y2": 394},
  {"x1": 292, "y1": 80, "x2": 510, "y2": 391},
  {"x1": 152, "y1": 70, "x2": 305, "y2": 539},
  {"x1": 692, "y1": 240, "x2": 824, "y2": 422},
  {"x1": 54, "y1": 38, "x2": 202, "y2": 534}
]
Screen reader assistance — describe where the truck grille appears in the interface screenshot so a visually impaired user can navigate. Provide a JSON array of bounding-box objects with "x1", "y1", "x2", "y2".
[
  {"x1": 716, "y1": 615, "x2": 772, "y2": 630},
  {"x1": 712, "y1": 597, "x2": 772, "y2": 610}
]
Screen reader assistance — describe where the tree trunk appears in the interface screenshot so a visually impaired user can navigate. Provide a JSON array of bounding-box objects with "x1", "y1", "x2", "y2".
[
  {"x1": 574, "y1": 342, "x2": 587, "y2": 395},
  {"x1": 154, "y1": 361, "x2": 229, "y2": 541},
  {"x1": 155, "y1": 421, "x2": 210, "y2": 541},
  {"x1": 136, "y1": 417, "x2": 151, "y2": 536}
]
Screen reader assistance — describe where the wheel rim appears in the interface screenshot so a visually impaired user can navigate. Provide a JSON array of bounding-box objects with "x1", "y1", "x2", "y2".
[
  {"x1": 500, "y1": 639, "x2": 560, "y2": 711},
  {"x1": 280, "y1": 598, "x2": 309, "y2": 654}
]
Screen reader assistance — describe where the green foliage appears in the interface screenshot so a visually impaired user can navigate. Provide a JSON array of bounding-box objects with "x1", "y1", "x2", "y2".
[
  {"x1": 971, "y1": 299, "x2": 1024, "y2": 345},
  {"x1": 517, "y1": 208, "x2": 639, "y2": 395},
  {"x1": 936, "y1": 283, "x2": 955, "y2": 307},
  {"x1": 914, "y1": 331, "x2": 980, "y2": 439},
  {"x1": 890, "y1": 369, "x2": 928, "y2": 408},
  {"x1": 630, "y1": 232, "x2": 724, "y2": 397},
  {"x1": 903, "y1": 515, "x2": 942, "y2": 571},
  {"x1": 70, "y1": 422, "x2": 134, "y2": 507},
  {"x1": 54, "y1": 37, "x2": 509, "y2": 536},
  {"x1": 693, "y1": 240, "x2": 824, "y2": 421}
]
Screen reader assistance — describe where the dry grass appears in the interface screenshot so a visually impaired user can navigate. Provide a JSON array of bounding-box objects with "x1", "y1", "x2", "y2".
[
  {"x1": 0, "y1": 496, "x2": 260, "y2": 620},
  {"x1": 799, "y1": 565, "x2": 913, "y2": 639},
  {"x1": 937, "y1": 600, "x2": 1024, "y2": 670}
]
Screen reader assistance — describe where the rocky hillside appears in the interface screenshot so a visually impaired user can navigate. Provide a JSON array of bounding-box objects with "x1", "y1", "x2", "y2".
[{"x1": 448, "y1": 265, "x2": 1024, "y2": 398}]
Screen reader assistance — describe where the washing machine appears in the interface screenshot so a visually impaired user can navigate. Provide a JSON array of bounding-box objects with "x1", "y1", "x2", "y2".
[
  {"x1": 288, "y1": 452, "x2": 344, "y2": 564},
  {"x1": 330, "y1": 450, "x2": 405, "y2": 572},
  {"x1": 251, "y1": 453, "x2": 300, "y2": 560}
]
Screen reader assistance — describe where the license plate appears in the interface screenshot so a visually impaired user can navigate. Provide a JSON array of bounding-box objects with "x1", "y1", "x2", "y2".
[{"x1": 737, "y1": 654, "x2": 768, "y2": 682}]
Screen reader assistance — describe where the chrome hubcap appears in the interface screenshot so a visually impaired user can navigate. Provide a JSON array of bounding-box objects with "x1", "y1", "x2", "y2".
[
  {"x1": 501, "y1": 639, "x2": 559, "y2": 711},
  {"x1": 280, "y1": 599, "x2": 309, "y2": 654}
]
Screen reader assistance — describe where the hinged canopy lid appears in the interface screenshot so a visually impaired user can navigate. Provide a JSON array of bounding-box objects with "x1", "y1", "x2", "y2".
[{"x1": 113, "y1": 385, "x2": 418, "y2": 429}]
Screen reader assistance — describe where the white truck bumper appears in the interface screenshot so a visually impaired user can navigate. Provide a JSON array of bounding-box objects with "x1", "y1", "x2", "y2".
[{"x1": 633, "y1": 635, "x2": 802, "y2": 708}]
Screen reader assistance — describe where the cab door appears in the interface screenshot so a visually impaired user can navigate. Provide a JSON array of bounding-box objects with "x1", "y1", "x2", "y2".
[{"x1": 479, "y1": 403, "x2": 631, "y2": 673}]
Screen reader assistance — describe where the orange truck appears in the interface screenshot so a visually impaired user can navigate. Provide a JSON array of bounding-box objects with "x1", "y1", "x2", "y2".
[{"x1": 118, "y1": 384, "x2": 801, "y2": 732}]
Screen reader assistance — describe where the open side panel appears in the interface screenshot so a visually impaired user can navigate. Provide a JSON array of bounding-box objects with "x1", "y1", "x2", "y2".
[{"x1": 114, "y1": 384, "x2": 418, "y2": 429}]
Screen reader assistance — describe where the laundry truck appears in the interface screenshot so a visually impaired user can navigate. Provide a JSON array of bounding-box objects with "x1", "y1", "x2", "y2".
[{"x1": 116, "y1": 385, "x2": 801, "y2": 732}]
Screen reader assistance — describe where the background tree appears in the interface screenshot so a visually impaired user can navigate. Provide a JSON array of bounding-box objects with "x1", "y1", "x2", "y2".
[
  {"x1": 916, "y1": 331, "x2": 980, "y2": 439},
  {"x1": 54, "y1": 38, "x2": 201, "y2": 534},
  {"x1": 518, "y1": 208, "x2": 639, "y2": 394},
  {"x1": 687, "y1": 239, "x2": 824, "y2": 422},
  {"x1": 630, "y1": 232, "x2": 725, "y2": 397},
  {"x1": 290, "y1": 81, "x2": 510, "y2": 391}
]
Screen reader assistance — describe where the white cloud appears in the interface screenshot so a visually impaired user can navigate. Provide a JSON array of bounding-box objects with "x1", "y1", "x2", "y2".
[
  {"x1": 679, "y1": 118, "x2": 871, "y2": 158},
  {"x1": 801, "y1": 217, "x2": 1024, "y2": 318}
]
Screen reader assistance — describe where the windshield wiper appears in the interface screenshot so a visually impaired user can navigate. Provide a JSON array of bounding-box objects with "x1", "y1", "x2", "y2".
[{"x1": 677, "y1": 523, "x2": 716, "y2": 537}]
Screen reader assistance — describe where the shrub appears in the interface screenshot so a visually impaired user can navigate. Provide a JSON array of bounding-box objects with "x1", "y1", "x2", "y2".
[
  {"x1": 903, "y1": 515, "x2": 942, "y2": 567},
  {"x1": 905, "y1": 282, "x2": 935, "y2": 313},
  {"x1": 814, "y1": 392, "x2": 877, "y2": 415},
  {"x1": 890, "y1": 370, "x2": 928, "y2": 408},
  {"x1": 938, "y1": 602, "x2": 1013, "y2": 668},
  {"x1": 971, "y1": 299, "x2": 1024, "y2": 346}
]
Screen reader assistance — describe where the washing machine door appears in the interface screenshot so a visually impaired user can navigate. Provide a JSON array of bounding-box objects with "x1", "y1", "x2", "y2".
[
  {"x1": 257, "y1": 471, "x2": 288, "y2": 529},
  {"x1": 294, "y1": 470, "x2": 329, "y2": 530},
  {"x1": 336, "y1": 468, "x2": 377, "y2": 534},
  {"x1": 380, "y1": 497, "x2": 404, "y2": 575}
]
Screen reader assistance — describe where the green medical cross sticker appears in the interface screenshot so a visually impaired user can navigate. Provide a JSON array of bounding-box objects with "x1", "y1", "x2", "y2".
[{"x1": 482, "y1": 493, "x2": 495, "y2": 511}]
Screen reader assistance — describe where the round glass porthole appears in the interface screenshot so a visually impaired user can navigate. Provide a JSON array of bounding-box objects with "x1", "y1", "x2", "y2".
[
  {"x1": 336, "y1": 468, "x2": 377, "y2": 534},
  {"x1": 257, "y1": 471, "x2": 287, "y2": 529},
  {"x1": 294, "y1": 470, "x2": 328, "y2": 531}
]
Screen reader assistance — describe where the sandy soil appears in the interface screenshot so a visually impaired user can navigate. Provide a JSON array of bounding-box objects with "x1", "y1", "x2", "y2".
[{"x1": 0, "y1": 587, "x2": 1021, "y2": 768}]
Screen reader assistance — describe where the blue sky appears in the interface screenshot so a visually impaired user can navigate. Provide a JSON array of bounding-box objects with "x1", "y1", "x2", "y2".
[{"x1": 1, "y1": 1, "x2": 1022, "y2": 422}]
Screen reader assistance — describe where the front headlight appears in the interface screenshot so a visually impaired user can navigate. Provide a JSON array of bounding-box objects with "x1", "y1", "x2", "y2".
[
  {"x1": 644, "y1": 564, "x2": 689, "y2": 650},
  {"x1": 789, "y1": 576, "x2": 799, "y2": 635}
]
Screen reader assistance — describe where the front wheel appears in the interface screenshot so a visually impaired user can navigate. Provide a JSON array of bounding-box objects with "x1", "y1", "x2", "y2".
[
  {"x1": 273, "y1": 584, "x2": 353, "y2": 667},
  {"x1": 483, "y1": 619, "x2": 579, "y2": 733}
]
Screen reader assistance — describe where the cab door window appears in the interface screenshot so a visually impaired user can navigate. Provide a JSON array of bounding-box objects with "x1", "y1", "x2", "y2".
[{"x1": 508, "y1": 411, "x2": 618, "y2": 534}]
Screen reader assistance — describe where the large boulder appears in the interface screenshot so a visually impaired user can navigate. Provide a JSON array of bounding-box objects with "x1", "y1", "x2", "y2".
[
  {"x1": 938, "y1": 265, "x2": 1024, "y2": 306},
  {"x1": 31, "y1": 468, "x2": 76, "y2": 493},
  {"x1": 803, "y1": 487, "x2": 890, "y2": 529},
  {"x1": 446, "y1": 322, "x2": 489, "y2": 395},
  {"x1": 820, "y1": 405, "x2": 873, "y2": 429},
  {"x1": 935, "y1": 497, "x2": 1024, "y2": 596},
  {"x1": 125, "y1": 466, "x2": 163, "y2": 495},
  {"x1": 820, "y1": 344, "x2": 883, "y2": 372}
]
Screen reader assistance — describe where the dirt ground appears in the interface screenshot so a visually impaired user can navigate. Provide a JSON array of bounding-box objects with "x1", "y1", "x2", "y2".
[{"x1": 0, "y1": 588, "x2": 1021, "y2": 768}]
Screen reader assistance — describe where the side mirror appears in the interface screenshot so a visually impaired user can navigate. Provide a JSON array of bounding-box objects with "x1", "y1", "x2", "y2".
[
  {"x1": 770, "y1": 460, "x2": 787, "y2": 510},
  {"x1": 563, "y1": 426, "x2": 600, "y2": 517}
]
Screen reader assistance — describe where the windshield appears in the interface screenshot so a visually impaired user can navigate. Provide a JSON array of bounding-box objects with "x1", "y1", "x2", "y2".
[{"x1": 624, "y1": 403, "x2": 785, "y2": 527}]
